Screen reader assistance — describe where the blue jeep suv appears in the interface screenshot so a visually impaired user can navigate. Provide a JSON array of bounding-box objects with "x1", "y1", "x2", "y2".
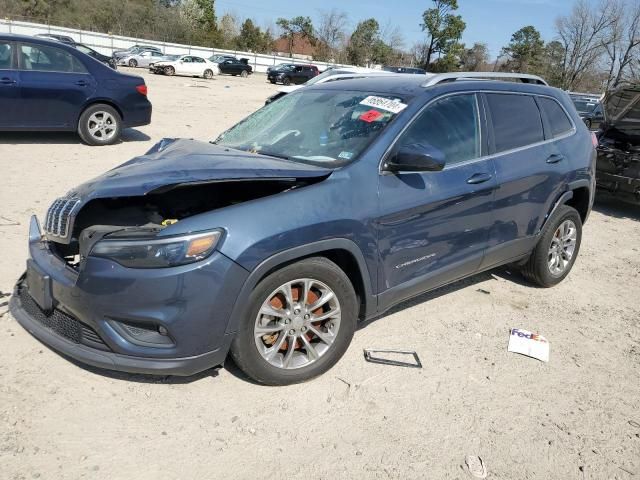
[
  {"x1": 0, "y1": 34, "x2": 151, "y2": 145},
  {"x1": 10, "y1": 73, "x2": 596, "y2": 385}
]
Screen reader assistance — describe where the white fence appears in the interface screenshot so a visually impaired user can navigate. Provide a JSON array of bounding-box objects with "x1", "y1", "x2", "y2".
[{"x1": 0, "y1": 18, "x2": 352, "y2": 73}]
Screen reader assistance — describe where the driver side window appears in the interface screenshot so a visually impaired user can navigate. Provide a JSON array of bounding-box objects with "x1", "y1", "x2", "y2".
[{"x1": 397, "y1": 94, "x2": 481, "y2": 166}]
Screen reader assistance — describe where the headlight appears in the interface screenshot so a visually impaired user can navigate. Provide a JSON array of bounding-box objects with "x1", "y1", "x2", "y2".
[{"x1": 90, "y1": 231, "x2": 222, "y2": 268}]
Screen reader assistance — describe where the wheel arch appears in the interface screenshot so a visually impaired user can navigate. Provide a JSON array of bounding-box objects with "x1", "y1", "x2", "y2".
[
  {"x1": 539, "y1": 180, "x2": 591, "y2": 234},
  {"x1": 77, "y1": 99, "x2": 125, "y2": 126},
  {"x1": 224, "y1": 239, "x2": 376, "y2": 335}
]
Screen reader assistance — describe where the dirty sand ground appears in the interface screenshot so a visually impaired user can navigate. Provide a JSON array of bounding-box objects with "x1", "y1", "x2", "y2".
[{"x1": 0, "y1": 70, "x2": 639, "y2": 480}]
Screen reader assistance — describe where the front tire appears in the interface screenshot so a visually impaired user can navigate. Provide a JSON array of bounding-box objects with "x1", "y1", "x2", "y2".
[
  {"x1": 164, "y1": 66, "x2": 175, "y2": 76},
  {"x1": 77, "y1": 104, "x2": 122, "y2": 146},
  {"x1": 521, "y1": 205, "x2": 582, "y2": 287},
  {"x1": 240, "y1": 69, "x2": 249, "y2": 78},
  {"x1": 230, "y1": 257, "x2": 358, "y2": 385},
  {"x1": 128, "y1": 59, "x2": 138, "y2": 68},
  {"x1": 282, "y1": 76, "x2": 291, "y2": 86}
]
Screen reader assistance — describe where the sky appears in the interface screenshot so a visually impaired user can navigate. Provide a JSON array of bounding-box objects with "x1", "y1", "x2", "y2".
[{"x1": 215, "y1": 0, "x2": 595, "y2": 58}]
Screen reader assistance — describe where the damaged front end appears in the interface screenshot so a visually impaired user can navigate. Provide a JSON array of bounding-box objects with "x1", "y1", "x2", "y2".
[
  {"x1": 596, "y1": 85, "x2": 640, "y2": 204},
  {"x1": 42, "y1": 138, "x2": 331, "y2": 270}
]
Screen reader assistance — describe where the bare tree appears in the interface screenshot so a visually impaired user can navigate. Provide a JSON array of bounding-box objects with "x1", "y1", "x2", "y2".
[
  {"x1": 556, "y1": 0, "x2": 620, "y2": 90},
  {"x1": 315, "y1": 9, "x2": 349, "y2": 62},
  {"x1": 603, "y1": 0, "x2": 640, "y2": 88}
]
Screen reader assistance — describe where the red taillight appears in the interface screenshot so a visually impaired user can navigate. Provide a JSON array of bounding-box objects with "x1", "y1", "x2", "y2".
[
  {"x1": 136, "y1": 84, "x2": 148, "y2": 96},
  {"x1": 591, "y1": 132, "x2": 598, "y2": 148}
]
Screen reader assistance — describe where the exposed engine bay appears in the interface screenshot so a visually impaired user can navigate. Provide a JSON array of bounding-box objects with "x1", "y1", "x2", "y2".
[{"x1": 49, "y1": 178, "x2": 317, "y2": 268}]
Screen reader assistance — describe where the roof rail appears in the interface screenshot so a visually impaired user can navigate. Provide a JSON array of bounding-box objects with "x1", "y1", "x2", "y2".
[{"x1": 422, "y1": 72, "x2": 548, "y2": 87}]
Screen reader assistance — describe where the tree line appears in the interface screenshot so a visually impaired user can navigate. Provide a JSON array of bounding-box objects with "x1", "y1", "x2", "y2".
[{"x1": 2, "y1": 0, "x2": 638, "y2": 91}]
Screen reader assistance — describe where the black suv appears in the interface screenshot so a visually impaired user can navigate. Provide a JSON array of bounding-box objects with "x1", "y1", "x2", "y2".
[
  {"x1": 217, "y1": 58, "x2": 253, "y2": 77},
  {"x1": 267, "y1": 64, "x2": 319, "y2": 85}
]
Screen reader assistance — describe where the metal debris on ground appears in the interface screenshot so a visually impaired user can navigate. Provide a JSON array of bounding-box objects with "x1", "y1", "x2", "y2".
[
  {"x1": 477, "y1": 288, "x2": 491, "y2": 295},
  {"x1": 363, "y1": 349, "x2": 422, "y2": 368},
  {"x1": 507, "y1": 328, "x2": 550, "y2": 362},
  {"x1": 465, "y1": 455, "x2": 488, "y2": 479}
]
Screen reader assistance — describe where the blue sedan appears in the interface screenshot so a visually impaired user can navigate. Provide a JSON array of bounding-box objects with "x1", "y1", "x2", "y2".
[{"x1": 0, "y1": 34, "x2": 152, "y2": 145}]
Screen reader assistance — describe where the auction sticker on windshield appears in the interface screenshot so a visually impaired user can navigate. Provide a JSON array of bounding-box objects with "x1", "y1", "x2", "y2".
[{"x1": 360, "y1": 96, "x2": 408, "y2": 114}]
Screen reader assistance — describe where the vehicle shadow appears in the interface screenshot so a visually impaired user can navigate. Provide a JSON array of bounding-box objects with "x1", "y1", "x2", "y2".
[
  {"x1": 593, "y1": 195, "x2": 640, "y2": 222},
  {"x1": 0, "y1": 128, "x2": 150, "y2": 145}
]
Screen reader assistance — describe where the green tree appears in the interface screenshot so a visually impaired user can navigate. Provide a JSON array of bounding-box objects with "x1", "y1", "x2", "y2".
[
  {"x1": 347, "y1": 18, "x2": 380, "y2": 66},
  {"x1": 500, "y1": 25, "x2": 545, "y2": 73},
  {"x1": 276, "y1": 16, "x2": 314, "y2": 57},
  {"x1": 420, "y1": 0, "x2": 466, "y2": 71},
  {"x1": 460, "y1": 42, "x2": 489, "y2": 71},
  {"x1": 236, "y1": 19, "x2": 274, "y2": 53}
]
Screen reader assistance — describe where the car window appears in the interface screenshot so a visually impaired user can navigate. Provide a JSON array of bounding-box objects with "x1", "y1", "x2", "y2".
[
  {"x1": 0, "y1": 42, "x2": 12, "y2": 69},
  {"x1": 538, "y1": 97, "x2": 573, "y2": 138},
  {"x1": 486, "y1": 93, "x2": 544, "y2": 153},
  {"x1": 19, "y1": 43, "x2": 87, "y2": 73},
  {"x1": 194, "y1": 57, "x2": 205, "y2": 63},
  {"x1": 396, "y1": 94, "x2": 481, "y2": 166}
]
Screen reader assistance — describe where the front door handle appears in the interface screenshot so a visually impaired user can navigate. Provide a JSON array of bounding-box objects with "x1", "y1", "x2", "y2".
[
  {"x1": 546, "y1": 154, "x2": 564, "y2": 164},
  {"x1": 0, "y1": 77, "x2": 16, "y2": 85},
  {"x1": 466, "y1": 173, "x2": 493, "y2": 185},
  {"x1": 75, "y1": 80, "x2": 88, "y2": 87}
]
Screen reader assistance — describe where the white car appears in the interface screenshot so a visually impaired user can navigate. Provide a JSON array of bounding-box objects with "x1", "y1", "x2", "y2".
[
  {"x1": 119, "y1": 50, "x2": 168, "y2": 68},
  {"x1": 153, "y1": 55, "x2": 219, "y2": 79},
  {"x1": 266, "y1": 68, "x2": 410, "y2": 104}
]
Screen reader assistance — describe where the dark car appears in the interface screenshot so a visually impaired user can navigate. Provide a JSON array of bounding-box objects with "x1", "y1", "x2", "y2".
[
  {"x1": 383, "y1": 66, "x2": 427, "y2": 75},
  {"x1": 34, "y1": 33, "x2": 76, "y2": 45},
  {"x1": 267, "y1": 62, "x2": 295, "y2": 74},
  {"x1": 595, "y1": 85, "x2": 640, "y2": 204},
  {"x1": 217, "y1": 58, "x2": 253, "y2": 77},
  {"x1": 570, "y1": 93, "x2": 604, "y2": 130},
  {"x1": 267, "y1": 64, "x2": 319, "y2": 85},
  {"x1": 75, "y1": 43, "x2": 117, "y2": 70},
  {"x1": 10, "y1": 72, "x2": 595, "y2": 385},
  {"x1": 0, "y1": 34, "x2": 151, "y2": 145}
]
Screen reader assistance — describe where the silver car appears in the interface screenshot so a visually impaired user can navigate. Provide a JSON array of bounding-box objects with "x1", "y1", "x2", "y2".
[{"x1": 119, "y1": 50, "x2": 167, "y2": 68}]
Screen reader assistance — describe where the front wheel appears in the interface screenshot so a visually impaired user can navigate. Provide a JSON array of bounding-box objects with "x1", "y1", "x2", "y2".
[
  {"x1": 230, "y1": 257, "x2": 358, "y2": 385},
  {"x1": 521, "y1": 205, "x2": 582, "y2": 287},
  {"x1": 77, "y1": 104, "x2": 122, "y2": 146},
  {"x1": 164, "y1": 65, "x2": 175, "y2": 76},
  {"x1": 282, "y1": 76, "x2": 291, "y2": 86},
  {"x1": 128, "y1": 59, "x2": 137, "y2": 68}
]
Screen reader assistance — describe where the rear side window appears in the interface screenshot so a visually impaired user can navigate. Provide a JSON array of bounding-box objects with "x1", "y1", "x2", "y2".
[
  {"x1": 397, "y1": 93, "x2": 481, "y2": 166},
  {"x1": 486, "y1": 94, "x2": 544, "y2": 152},
  {"x1": 0, "y1": 42, "x2": 12, "y2": 69},
  {"x1": 19, "y1": 43, "x2": 87, "y2": 73},
  {"x1": 538, "y1": 97, "x2": 573, "y2": 138}
]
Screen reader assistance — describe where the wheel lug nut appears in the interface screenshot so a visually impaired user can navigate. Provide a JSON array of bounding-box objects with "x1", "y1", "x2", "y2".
[
  {"x1": 289, "y1": 329, "x2": 295, "y2": 335},
  {"x1": 301, "y1": 326, "x2": 307, "y2": 332},
  {"x1": 294, "y1": 309, "x2": 301, "y2": 315},
  {"x1": 284, "y1": 319, "x2": 290, "y2": 324},
  {"x1": 304, "y1": 314, "x2": 310, "y2": 320}
]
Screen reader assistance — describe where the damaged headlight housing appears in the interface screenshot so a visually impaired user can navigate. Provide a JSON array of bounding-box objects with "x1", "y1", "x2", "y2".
[{"x1": 90, "y1": 230, "x2": 222, "y2": 268}]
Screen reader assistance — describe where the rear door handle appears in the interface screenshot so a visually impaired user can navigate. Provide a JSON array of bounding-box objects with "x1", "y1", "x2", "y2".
[
  {"x1": 466, "y1": 173, "x2": 493, "y2": 185},
  {"x1": 546, "y1": 154, "x2": 564, "y2": 164},
  {"x1": 0, "y1": 77, "x2": 16, "y2": 85}
]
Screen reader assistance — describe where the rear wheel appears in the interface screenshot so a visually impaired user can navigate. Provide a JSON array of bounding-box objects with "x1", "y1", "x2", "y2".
[
  {"x1": 128, "y1": 59, "x2": 137, "y2": 68},
  {"x1": 164, "y1": 65, "x2": 175, "y2": 76},
  {"x1": 240, "y1": 69, "x2": 249, "y2": 78},
  {"x1": 521, "y1": 205, "x2": 582, "y2": 287},
  {"x1": 203, "y1": 69, "x2": 213, "y2": 79},
  {"x1": 230, "y1": 257, "x2": 357, "y2": 385},
  {"x1": 77, "y1": 104, "x2": 122, "y2": 146}
]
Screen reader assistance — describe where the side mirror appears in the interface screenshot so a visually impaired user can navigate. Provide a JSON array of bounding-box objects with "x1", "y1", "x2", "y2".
[{"x1": 384, "y1": 144, "x2": 446, "y2": 173}]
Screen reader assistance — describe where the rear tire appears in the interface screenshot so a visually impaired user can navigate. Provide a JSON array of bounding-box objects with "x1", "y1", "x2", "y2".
[
  {"x1": 521, "y1": 205, "x2": 582, "y2": 287},
  {"x1": 77, "y1": 103, "x2": 122, "y2": 146},
  {"x1": 230, "y1": 257, "x2": 358, "y2": 385},
  {"x1": 203, "y1": 69, "x2": 213, "y2": 79},
  {"x1": 240, "y1": 69, "x2": 248, "y2": 78},
  {"x1": 128, "y1": 59, "x2": 137, "y2": 68}
]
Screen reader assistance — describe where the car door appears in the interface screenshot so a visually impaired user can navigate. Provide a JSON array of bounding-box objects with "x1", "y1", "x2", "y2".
[
  {"x1": 192, "y1": 57, "x2": 206, "y2": 75},
  {"x1": 219, "y1": 59, "x2": 233, "y2": 74},
  {"x1": 17, "y1": 42, "x2": 96, "y2": 129},
  {"x1": 137, "y1": 51, "x2": 153, "y2": 67},
  {"x1": 175, "y1": 56, "x2": 191, "y2": 75},
  {"x1": 0, "y1": 40, "x2": 19, "y2": 127},
  {"x1": 377, "y1": 93, "x2": 497, "y2": 309},
  {"x1": 479, "y1": 92, "x2": 569, "y2": 269}
]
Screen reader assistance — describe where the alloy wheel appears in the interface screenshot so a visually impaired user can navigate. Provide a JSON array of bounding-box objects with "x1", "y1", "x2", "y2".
[
  {"x1": 254, "y1": 278, "x2": 341, "y2": 369},
  {"x1": 87, "y1": 111, "x2": 117, "y2": 142},
  {"x1": 548, "y1": 219, "x2": 577, "y2": 276}
]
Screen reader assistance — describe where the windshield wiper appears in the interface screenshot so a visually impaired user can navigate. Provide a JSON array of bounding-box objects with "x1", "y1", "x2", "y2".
[{"x1": 257, "y1": 150, "x2": 290, "y2": 161}]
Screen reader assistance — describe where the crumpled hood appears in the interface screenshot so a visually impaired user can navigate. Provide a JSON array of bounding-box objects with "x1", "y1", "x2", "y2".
[
  {"x1": 601, "y1": 85, "x2": 640, "y2": 138},
  {"x1": 69, "y1": 138, "x2": 332, "y2": 200}
]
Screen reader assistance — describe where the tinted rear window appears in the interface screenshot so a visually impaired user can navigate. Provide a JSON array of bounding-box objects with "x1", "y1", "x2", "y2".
[
  {"x1": 487, "y1": 94, "x2": 544, "y2": 152},
  {"x1": 538, "y1": 97, "x2": 573, "y2": 138}
]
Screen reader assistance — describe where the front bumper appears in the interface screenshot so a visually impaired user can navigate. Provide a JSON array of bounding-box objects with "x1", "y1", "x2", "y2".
[
  {"x1": 10, "y1": 217, "x2": 248, "y2": 376},
  {"x1": 596, "y1": 171, "x2": 640, "y2": 204}
]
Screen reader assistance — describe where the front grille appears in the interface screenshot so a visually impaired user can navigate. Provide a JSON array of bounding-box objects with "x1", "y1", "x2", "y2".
[
  {"x1": 44, "y1": 197, "x2": 80, "y2": 241},
  {"x1": 18, "y1": 286, "x2": 110, "y2": 351}
]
